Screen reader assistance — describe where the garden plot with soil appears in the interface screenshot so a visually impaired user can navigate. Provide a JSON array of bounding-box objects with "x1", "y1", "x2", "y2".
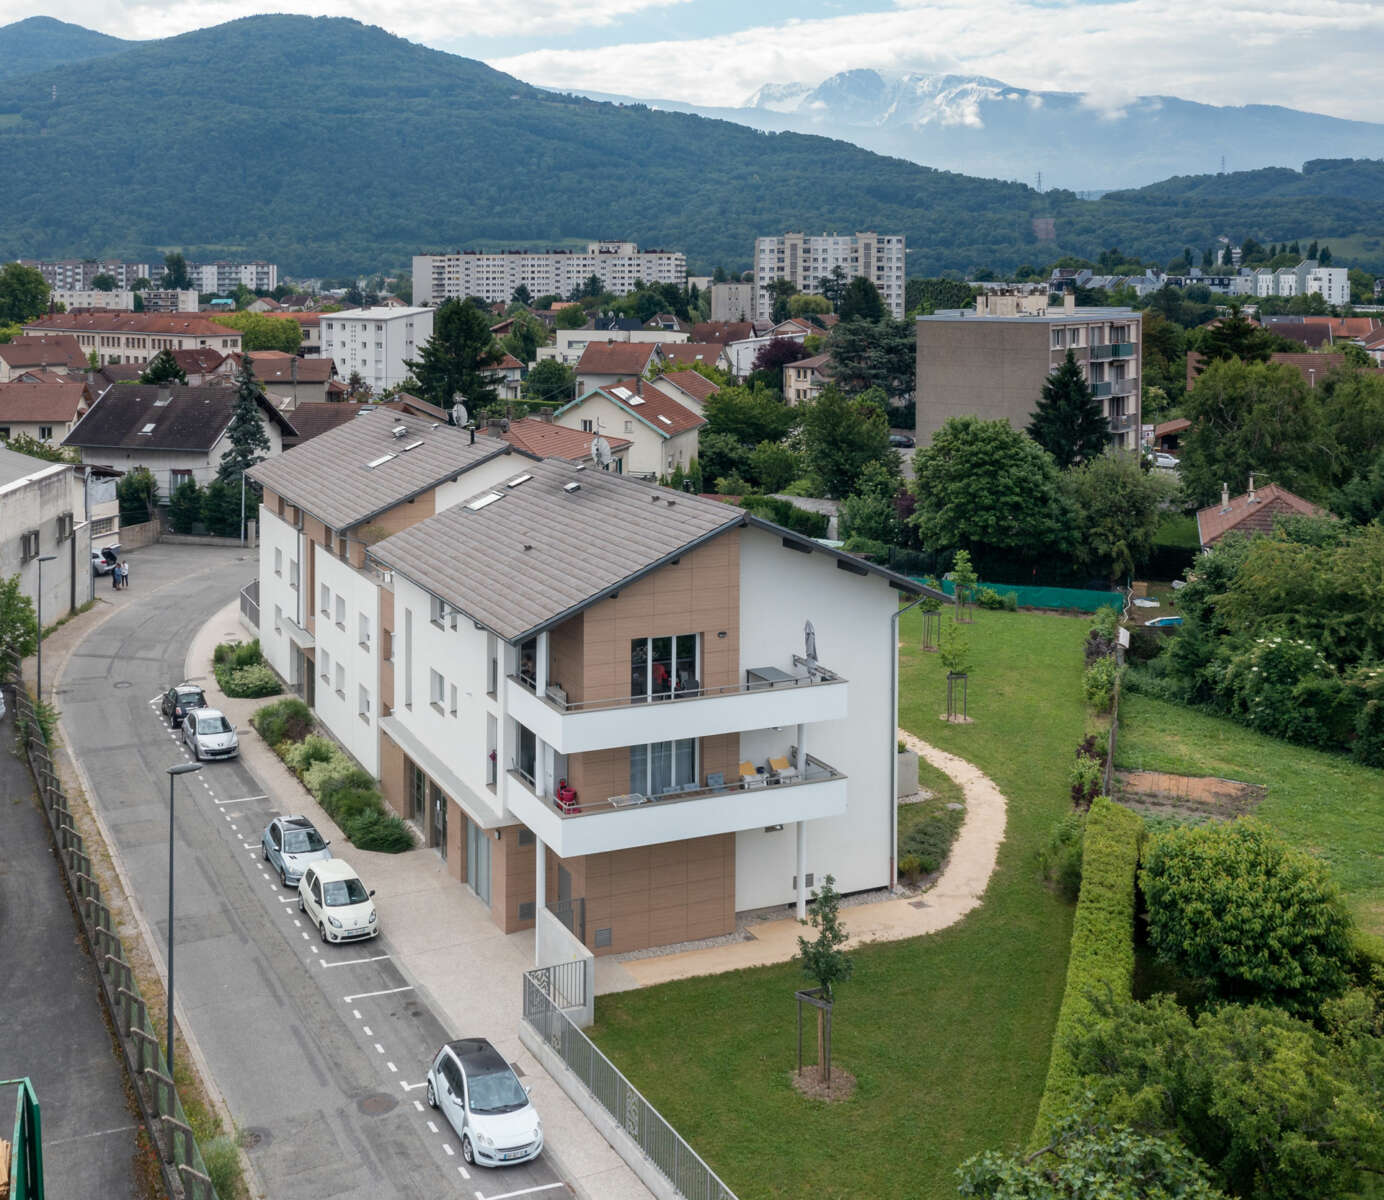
[{"x1": 1114, "y1": 769, "x2": 1265, "y2": 824}]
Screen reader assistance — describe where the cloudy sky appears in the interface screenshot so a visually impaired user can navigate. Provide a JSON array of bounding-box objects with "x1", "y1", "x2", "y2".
[{"x1": 20, "y1": 0, "x2": 1384, "y2": 120}]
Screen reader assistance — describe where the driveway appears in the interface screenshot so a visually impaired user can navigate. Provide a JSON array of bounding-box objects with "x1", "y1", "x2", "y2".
[
  {"x1": 0, "y1": 697, "x2": 142, "y2": 1200},
  {"x1": 53, "y1": 545, "x2": 577, "y2": 1200}
]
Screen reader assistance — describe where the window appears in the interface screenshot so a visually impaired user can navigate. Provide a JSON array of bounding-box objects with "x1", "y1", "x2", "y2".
[
  {"x1": 486, "y1": 633, "x2": 498, "y2": 697},
  {"x1": 430, "y1": 668, "x2": 445, "y2": 712},
  {"x1": 486, "y1": 713, "x2": 497, "y2": 788},
  {"x1": 289, "y1": 559, "x2": 299, "y2": 591},
  {"x1": 38, "y1": 425, "x2": 52, "y2": 440},
  {"x1": 320, "y1": 582, "x2": 330, "y2": 615},
  {"x1": 20, "y1": 529, "x2": 39, "y2": 561},
  {"x1": 630, "y1": 739, "x2": 697, "y2": 796},
  {"x1": 1051, "y1": 328, "x2": 1064, "y2": 349},
  {"x1": 275, "y1": 547, "x2": 283, "y2": 576},
  {"x1": 630, "y1": 633, "x2": 699, "y2": 701},
  {"x1": 319, "y1": 649, "x2": 331, "y2": 682},
  {"x1": 449, "y1": 683, "x2": 458, "y2": 717},
  {"x1": 359, "y1": 685, "x2": 370, "y2": 720},
  {"x1": 624, "y1": 420, "x2": 633, "y2": 433},
  {"x1": 430, "y1": 594, "x2": 448, "y2": 628},
  {"x1": 404, "y1": 609, "x2": 413, "y2": 707},
  {"x1": 335, "y1": 662, "x2": 345, "y2": 697},
  {"x1": 274, "y1": 604, "x2": 282, "y2": 633},
  {"x1": 56, "y1": 512, "x2": 74, "y2": 541},
  {"x1": 359, "y1": 612, "x2": 370, "y2": 649},
  {"x1": 335, "y1": 595, "x2": 345, "y2": 629},
  {"x1": 580, "y1": 419, "x2": 593, "y2": 433}
]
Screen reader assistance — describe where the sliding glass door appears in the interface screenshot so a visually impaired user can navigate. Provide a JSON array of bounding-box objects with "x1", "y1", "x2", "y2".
[
  {"x1": 629, "y1": 739, "x2": 698, "y2": 796},
  {"x1": 630, "y1": 634, "x2": 699, "y2": 701}
]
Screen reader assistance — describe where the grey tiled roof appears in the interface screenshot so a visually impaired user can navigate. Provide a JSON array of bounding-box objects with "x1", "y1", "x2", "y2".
[
  {"x1": 248, "y1": 407, "x2": 514, "y2": 532},
  {"x1": 368, "y1": 459, "x2": 744, "y2": 642}
]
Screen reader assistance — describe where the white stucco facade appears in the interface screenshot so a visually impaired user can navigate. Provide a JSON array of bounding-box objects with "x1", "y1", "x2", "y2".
[{"x1": 0, "y1": 455, "x2": 93, "y2": 628}]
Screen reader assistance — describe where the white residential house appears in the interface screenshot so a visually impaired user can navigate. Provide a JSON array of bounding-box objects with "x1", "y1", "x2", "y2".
[
  {"x1": 0, "y1": 446, "x2": 92, "y2": 626},
  {"x1": 321, "y1": 307, "x2": 435, "y2": 391},
  {"x1": 554, "y1": 379, "x2": 704, "y2": 478}
]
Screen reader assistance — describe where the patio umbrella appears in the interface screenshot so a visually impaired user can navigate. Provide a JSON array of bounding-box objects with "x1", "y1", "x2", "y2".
[{"x1": 804, "y1": 620, "x2": 818, "y2": 665}]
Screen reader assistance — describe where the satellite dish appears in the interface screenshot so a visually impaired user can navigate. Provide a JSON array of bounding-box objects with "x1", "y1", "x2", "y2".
[
  {"x1": 591, "y1": 436, "x2": 613, "y2": 469},
  {"x1": 450, "y1": 402, "x2": 469, "y2": 427}
]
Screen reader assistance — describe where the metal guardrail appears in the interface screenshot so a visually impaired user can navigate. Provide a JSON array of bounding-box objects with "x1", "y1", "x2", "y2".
[
  {"x1": 2, "y1": 1077, "x2": 42, "y2": 1200},
  {"x1": 522, "y1": 968, "x2": 737, "y2": 1200},
  {"x1": 239, "y1": 579, "x2": 259, "y2": 630},
  {"x1": 2, "y1": 650, "x2": 218, "y2": 1200}
]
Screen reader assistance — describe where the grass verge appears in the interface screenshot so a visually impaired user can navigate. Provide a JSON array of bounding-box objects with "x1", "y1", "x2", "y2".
[{"x1": 592, "y1": 608, "x2": 1088, "y2": 1199}]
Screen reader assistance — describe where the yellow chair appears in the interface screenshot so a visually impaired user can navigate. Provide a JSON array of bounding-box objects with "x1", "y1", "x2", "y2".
[
  {"x1": 768, "y1": 755, "x2": 798, "y2": 784},
  {"x1": 739, "y1": 760, "x2": 763, "y2": 788}
]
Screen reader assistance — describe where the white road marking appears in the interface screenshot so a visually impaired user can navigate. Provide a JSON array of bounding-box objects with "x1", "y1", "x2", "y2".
[
  {"x1": 310, "y1": 946, "x2": 319, "y2": 954},
  {"x1": 229, "y1": 824, "x2": 237, "y2": 831},
  {"x1": 343, "y1": 986, "x2": 414, "y2": 1002},
  {"x1": 387, "y1": 1061, "x2": 397, "y2": 1073},
  {"x1": 319, "y1": 953, "x2": 389, "y2": 969},
  {"x1": 481, "y1": 1187, "x2": 567, "y2": 1200},
  {"x1": 352, "y1": 1009, "x2": 362, "y2": 1020},
  {"x1": 362, "y1": 1025, "x2": 372, "y2": 1036},
  {"x1": 45, "y1": 1122, "x2": 139, "y2": 1146},
  {"x1": 442, "y1": 1143, "x2": 454, "y2": 1157},
  {"x1": 374, "y1": 1043, "x2": 384, "y2": 1054},
  {"x1": 277, "y1": 895, "x2": 296, "y2": 904},
  {"x1": 214, "y1": 796, "x2": 259, "y2": 805},
  {"x1": 458, "y1": 1166, "x2": 469, "y2": 1179},
  {"x1": 293, "y1": 920, "x2": 301, "y2": 927},
  {"x1": 427, "y1": 1120, "x2": 438, "y2": 1134},
  {"x1": 413, "y1": 1100, "x2": 424, "y2": 1112},
  {"x1": 399, "y1": 1080, "x2": 426, "y2": 1092},
  {"x1": 301, "y1": 932, "x2": 309, "y2": 940}
]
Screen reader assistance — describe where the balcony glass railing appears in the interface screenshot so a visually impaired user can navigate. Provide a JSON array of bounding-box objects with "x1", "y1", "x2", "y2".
[
  {"x1": 509, "y1": 752, "x2": 843, "y2": 819},
  {"x1": 1089, "y1": 344, "x2": 1113, "y2": 360},
  {"x1": 1110, "y1": 342, "x2": 1135, "y2": 357},
  {"x1": 1107, "y1": 413, "x2": 1137, "y2": 432},
  {"x1": 511, "y1": 655, "x2": 845, "y2": 714},
  {"x1": 1090, "y1": 381, "x2": 1112, "y2": 397}
]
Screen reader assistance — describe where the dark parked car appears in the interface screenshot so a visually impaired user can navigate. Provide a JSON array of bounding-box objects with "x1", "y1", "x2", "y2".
[
  {"x1": 161, "y1": 683, "x2": 207, "y2": 728},
  {"x1": 888, "y1": 433, "x2": 915, "y2": 448}
]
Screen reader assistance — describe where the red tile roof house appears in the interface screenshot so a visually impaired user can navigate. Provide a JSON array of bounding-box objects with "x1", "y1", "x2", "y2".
[
  {"x1": 660, "y1": 342, "x2": 732, "y2": 374},
  {"x1": 23, "y1": 312, "x2": 244, "y2": 366},
  {"x1": 647, "y1": 368, "x2": 720, "y2": 416},
  {"x1": 554, "y1": 377, "x2": 704, "y2": 479},
  {"x1": 0, "y1": 334, "x2": 88, "y2": 381},
  {"x1": 485, "y1": 415, "x2": 632, "y2": 470},
  {"x1": 0, "y1": 378, "x2": 93, "y2": 443},
  {"x1": 483, "y1": 352, "x2": 525, "y2": 400},
  {"x1": 573, "y1": 340, "x2": 667, "y2": 393},
  {"x1": 1195, "y1": 478, "x2": 1325, "y2": 549}
]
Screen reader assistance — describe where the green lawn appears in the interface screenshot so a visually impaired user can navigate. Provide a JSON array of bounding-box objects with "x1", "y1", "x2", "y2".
[
  {"x1": 592, "y1": 609, "x2": 1089, "y2": 1199},
  {"x1": 1117, "y1": 691, "x2": 1384, "y2": 942}
]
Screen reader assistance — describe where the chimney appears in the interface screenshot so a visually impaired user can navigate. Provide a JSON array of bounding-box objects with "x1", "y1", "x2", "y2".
[
  {"x1": 158, "y1": 385, "x2": 171, "y2": 405},
  {"x1": 1063, "y1": 292, "x2": 1076, "y2": 313},
  {"x1": 1247, "y1": 473, "x2": 1257, "y2": 503},
  {"x1": 1220, "y1": 482, "x2": 1230, "y2": 512}
]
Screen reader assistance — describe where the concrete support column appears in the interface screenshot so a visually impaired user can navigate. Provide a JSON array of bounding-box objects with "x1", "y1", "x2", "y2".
[
  {"x1": 535, "y1": 631, "x2": 549, "y2": 695},
  {"x1": 796, "y1": 820, "x2": 808, "y2": 920},
  {"x1": 796, "y1": 723, "x2": 808, "y2": 776},
  {"x1": 534, "y1": 837, "x2": 547, "y2": 967}
]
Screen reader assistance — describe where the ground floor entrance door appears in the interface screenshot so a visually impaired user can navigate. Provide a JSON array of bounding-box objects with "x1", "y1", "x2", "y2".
[
  {"x1": 430, "y1": 781, "x2": 447, "y2": 858},
  {"x1": 466, "y1": 818, "x2": 491, "y2": 905}
]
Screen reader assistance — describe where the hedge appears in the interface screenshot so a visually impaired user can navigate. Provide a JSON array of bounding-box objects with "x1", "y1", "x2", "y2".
[
  {"x1": 1030, "y1": 795, "x2": 1144, "y2": 1145},
  {"x1": 213, "y1": 639, "x2": 282, "y2": 698}
]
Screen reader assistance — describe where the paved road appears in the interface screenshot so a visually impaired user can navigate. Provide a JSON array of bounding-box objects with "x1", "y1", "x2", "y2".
[
  {"x1": 58, "y1": 545, "x2": 569, "y2": 1200},
  {"x1": 0, "y1": 697, "x2": 142, "y2": 1200}
]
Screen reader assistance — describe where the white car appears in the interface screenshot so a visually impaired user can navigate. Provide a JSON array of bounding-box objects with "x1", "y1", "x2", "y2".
[
  {"x1": 297, "y1": 860, "x2": 379, "y2": 944},
  {"x1": 427, "y1": 1038, "x2": 543, "y2": 1168},
  {"x1": 181, "y1": 708, "x2": 239, "y2": 760},
  {"x1": 1150, "y1": 451, "x2": 1180, "y2": 470}
]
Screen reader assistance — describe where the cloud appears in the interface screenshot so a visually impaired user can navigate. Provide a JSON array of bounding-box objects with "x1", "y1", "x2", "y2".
[
  {"x1": 17, "y1": 0, "x2": 688, "y2": 42},
  {"x1": 490, "y1": 0, "x2": 1384, "y2": 122}
]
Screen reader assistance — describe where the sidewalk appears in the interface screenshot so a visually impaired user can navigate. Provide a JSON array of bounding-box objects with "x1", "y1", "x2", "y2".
[
  {"x1": 596, "y1": 731, "x2": 1008, "y2": 990},
  {"x1": 191, "y1": 601, "x2": 654, "y2": 1200}
]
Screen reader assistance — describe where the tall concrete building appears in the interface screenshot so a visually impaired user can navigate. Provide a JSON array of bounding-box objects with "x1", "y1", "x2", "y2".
[
  {"x1": 915, "y1": 292, "x2": 1142, "y2": 450},
  {"x1": 22, "y1": 259, "x2": 151, "y2": 290},
  {"x1": 321, "y1": 306, "x2": 433, "y2": 391},
  {"x1": 189, "y1": 261, "x2": 279, "y2": 293},
  {"x1": 413, "y1": 242, "x2": 686, "y2": 307},
  {"x1": 753, "y1": 232, "x2": 905, "y2": 319},
  {"x1": 709, "y1": 281, "x2": 756, "y2": 322}
]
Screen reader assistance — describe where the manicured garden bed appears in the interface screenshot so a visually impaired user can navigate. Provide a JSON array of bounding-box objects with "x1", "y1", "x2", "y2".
[
  {"x1": 591, "y1": 609, "x2": 1089, "y2": 1199},
  {"x1": 213, "y1": 638, "x2": 281, "y2": 698}
]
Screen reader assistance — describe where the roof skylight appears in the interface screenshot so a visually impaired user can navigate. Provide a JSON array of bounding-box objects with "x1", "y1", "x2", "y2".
[
  {"x1": 466, "y1": 492, "x2": 503, "y2": 511},
  {"x1": 365, "y1": 453, "x2": 396, "y2": 468}
]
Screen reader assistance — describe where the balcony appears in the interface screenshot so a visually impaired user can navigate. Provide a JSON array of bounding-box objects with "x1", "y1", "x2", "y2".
[
  {"x1": 1090, "y1": 381, "x2": 1112, "y2": 398},
  {"x1": 1088, "y1": 343, "x2": 1113, "y2": 360},
  {"x1": 505, "y1": 752, "x2": 848, "y2": 857},
  {"x1": 1110, "y1": 341, "x2": 1136, "y2": 358},
  {"x1": 1111, "y1": 379, "x2": 1138, "y2": 397},
  {"x1": 505, "y1": 657, "x2": 848, "y2": 755},
  {"x1": 1108, "y1": 412, "x2": 1137, "y2": 433}
]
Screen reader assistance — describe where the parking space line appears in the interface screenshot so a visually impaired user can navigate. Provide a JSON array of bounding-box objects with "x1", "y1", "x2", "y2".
[
  {"x1": 426, "y1": 1120, "x2": 438, "y2": 1133},
  {"x1": 442, "y1": 1143, "x2": 454, "y2": 1157},
  {"x1": 374, "y1": 1043, "x2": 384, "y2": 1054},
  {"x1": 277, "y1": 895, "x2": 296, "y2": 903},
  {"x1": 413, "y1": 1100, "x2": 424, "y2": 1112},
  {"x1": 362, "y1": 1025, "x2": 372, "y2": 1036},
  {"x1": 319, "y1": 953, "x2": 389, "y2": 969},
  {"x1": 399, "y1": 1080, "x2": 426, "y2": 1092},
  {"x1": 480, "y1": 1186, "x2": 567, "y2": 1199},
  {"x1": 215, "y1": 796, "x2": 263, "y2": 806},
  {"x1": 343, "y1": 986, "x2": 414, "y2": 1002},
  {"x1": 458, "y1": 1166, "x2": 469, "y2": 1179},
  {"x1": 387, "y1": 1061, "x2": 397, "y2": 1073},
  {"x1": 352, "y1": 1009, "x2": 362, "y2": 1020},
  {"x1": 310, "y1": 946, "x2": 319, "y2": 954}
]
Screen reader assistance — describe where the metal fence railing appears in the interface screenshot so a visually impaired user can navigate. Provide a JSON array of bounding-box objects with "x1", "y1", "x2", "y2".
[
  {"x1": 2, "y1": 1077, "x2": 42, "y2": 1200},
  {"x1": 522, "y1": 967, "x2": 737, "y2": 1200},
  {"x1": 239, "y1": 579, "x2": 259, "y2": 630},
  {"x1": 2, "y1": 650, "x2": 218, "y2": 1200},
  {"x1": 548, "y1": 896, "x2": 585, "y2": 945}
]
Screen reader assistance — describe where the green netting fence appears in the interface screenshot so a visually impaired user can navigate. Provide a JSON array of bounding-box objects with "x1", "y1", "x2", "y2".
[{"x1": 921, "y1": 578, "x2": 1124, "y2": 613}]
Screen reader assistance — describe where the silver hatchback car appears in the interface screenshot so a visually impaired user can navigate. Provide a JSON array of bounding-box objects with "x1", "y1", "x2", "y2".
[{"x1": 261, "y1": 815, "x2": 332, "y2": 887}]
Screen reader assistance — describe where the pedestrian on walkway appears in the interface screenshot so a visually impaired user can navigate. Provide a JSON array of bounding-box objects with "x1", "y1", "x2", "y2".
[
  {"x1": 120, "y1": 561, "x2": 130, "y2": 589},
  {"x1": 111, "y1": 561, "x2": 120, "y2": 590}
]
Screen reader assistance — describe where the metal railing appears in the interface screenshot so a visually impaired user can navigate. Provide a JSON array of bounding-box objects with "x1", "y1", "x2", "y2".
[
  {"x1": 1090, "y1": 381, "x2": 1113, "y2": 398},
  {"x1": 2, "y1": 651, "x2": 218, "y2": 1200},
  {"x1": 522, "y1": 968, "x2": 737, "y2": 1200},
  {"x1": 2, "y1": 1078, "x2": 42, "y2": 1200},
  {"x1": 239, "y1": 579, "x2": 259, "y2": 630},
  {"x1": 1108, "y1": 413, "x2": 1137, "y2": 433},
  {"x1": 548, "y1": 896, "x2": 586, "y2": 944},
  {"x1": 511, "y1": 656, "x2": 845, "y2": 715}
]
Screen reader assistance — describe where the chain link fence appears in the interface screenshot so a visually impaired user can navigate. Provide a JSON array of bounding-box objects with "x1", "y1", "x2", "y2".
[{"x1": 2, "y1": 649, "x2": 218, "y2": 1200}]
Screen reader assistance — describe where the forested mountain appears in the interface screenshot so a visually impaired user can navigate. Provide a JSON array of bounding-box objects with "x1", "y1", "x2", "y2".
[
  {"x1": 0, "y1": 15, "x2": 1380, "y2": 275},
  {"x1": 581, "y1": 69, "x2": 1384, "y2": 193},
  {"x1": 0, "y1": 17, "x2": 136, "y2": 81}
]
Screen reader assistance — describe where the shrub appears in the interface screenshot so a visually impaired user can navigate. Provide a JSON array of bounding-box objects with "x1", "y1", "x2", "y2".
[
  {"x1": 233, "y1": 639, "x2": 261, "y2": 668},
  {"x1": 225, "y1": 663, "x2": 280, "y2": 698},
  {"x1": 1090, "y1": 605, "x2": 1120, "y2": 639},
  {"x1": 198, "y1": 1134, "x2": 244, "y2": 1200},
  {"x1": 1084, "y1": 629, "x2": 1116, "y2": 665},
  {"x1": 1069, "y1": 756, "x2": 1103, "y2": 811},
  {"x1": 344, "y1": 808, "x2": 415, "y2": 853},
  {"x1": 899, "y1": 804, "x2": 965, "y2": 874},
  {"x1": 252, "y1": 697, "x2": 312, "y2": 745},
  {"x1": 1140, "y1": 820, "x2": 1354, "y2": 1015},
  {"x1": 1083, "y1": 656, "x2": 1120, "y2": 712},
  {"x1": 897, "y1": 853, "x2": 924, "y2": 883},
  {"x1": 1031, "y1": 796, "x2": 1143, "y2": 1143},
  {"x1": 167, "y1": 478, "x2": 203, "y2": 534},
  {"x1": 975, "y1": 585, "x2": 1004, "y2": 609},
  {"x1": 1125, "y1": 626, "x2": 1165, "y2": 663},
  {"x1": 1000, "y1": 590, "x2": 1018, "y2": 611},
  {"x1": 283, "y1": 733, "x2": 336, "y2": 775},
  {"x1": 1038, "y1": 812, "x2": 1086, "y2": 900}
]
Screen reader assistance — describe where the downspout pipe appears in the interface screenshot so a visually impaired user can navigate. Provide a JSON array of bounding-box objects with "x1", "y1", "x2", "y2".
[{"x1": 889, "y1": 593, "x2": 928, "y2": 888}]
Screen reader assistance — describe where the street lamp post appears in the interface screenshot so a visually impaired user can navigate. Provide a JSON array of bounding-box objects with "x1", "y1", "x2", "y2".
[
  {"x1": 165, "y1": 761, "x2": 203, "y2": 1074},
  {"x1": 35, "y1": 555, "x2": 56, "y2": 705}
]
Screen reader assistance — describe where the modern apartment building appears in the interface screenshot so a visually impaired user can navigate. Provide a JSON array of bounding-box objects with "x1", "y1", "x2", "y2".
[
  {"x1": 46, "y1": 287, "x2": 199, "y2": 313},
  {"x1": 248, "y1": 410, "x2": 934, "y2": 956},
  {"x1": 22, "y1": 313, "x2": 243, "y2": 366},
  {"x1": 21, "y1": 259, "x2": 151, "y2": 290},
  {"x1": 710, "y1": 282, "x2": 756, "y2": 322},
  {"x1": 1250, "y1": 260, "x2": 1347, "y2": 304},
  {"x1": 321, "y1": 307, "x2": 434, "y2": 391},
  {"x1": 413, "y1": 243, "x2": 687, "y2": 307},
  {"x1": 915, "y1": 292, "x2": 1143, "y2": 449},
  {"x1": 753, "y1": 232, "x2": 906, "y2": 320},
  {"x1": 189, "y1": 260, "x2": 279, "y2": 293}
]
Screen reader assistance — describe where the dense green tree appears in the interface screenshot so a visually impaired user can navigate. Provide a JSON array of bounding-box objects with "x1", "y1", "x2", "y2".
[
  {"x1": 799, "y1": 386, "x2": 895, "y2": 499},
  {"x1": 904, "y1": 276, "x2": 976, "y2": 315},
  {"x1": 762, "y1": 277, "x2": 798, "y2": 322},
  {"x1": 787, "y1": 294, "x2": 832, "y2": 317},
  {"x1": 911, "y1": 416, "x2": 1071, "y2": 560},
  {"x1": 168, "y1": 478, "x2": 203, "y2": 534},
  {"x1": 696, "y1": 431, "x2": 751, "y2": 489},
  {"x1": 1198, "y1": 305, "x2": 1275, "y2": 366},
  {"x1": 406, "y1": 298, "x2": 500, "y2": 414},
  {"x1": 1066, "y1": 451, "x2": 1178, "y2": 582},
  {"x1": 1141, "y1": 820, "x2": 1353, "y2": 1013},
  {"x1": 837, "y1": 276, "x2": 885, "y2": 322},
  {"x1": 1317, "y1": 367, "x2": 1384, "y2": 490},
  {"x1": 0, "y1": 262, "x2": 49, "y2": 324},
  {"x1": 90, "y1": 272, "x2": 116, "y2": 291},
  {"x1": 131, "y1": 276, "x2": 151, "y2": 292},
  {"x1": 1070, "y1": 996, "x2": 1383, "y2": 1200},
  {"x1": 702, "y1": 382, "x2": 795, "y2": 445},
  {"x1": 1027, "y1": 350, "x2": 1109, "y2": 469},
  {"x1": 0, "y1": 573, "x2": 38, "y2": 660},
  {"x1": 1178, "y1": 358, "x2": 1325, "y2": 506},
  {"x1": 139, "y1": 348, "x2": 187, "y2": 385},
  {"x1": 160, "y1": 252, "x2": 191, "y2": 290},
  {"x1": 212, "y1": 310, "x2": 302, "y2": 353},
  {"x1": 200, "y1": 478, "x2": 241, "y2": 537},
  {"x1": 957, "y1": 1112, "x2": 1226, "y2": 1200},
  {"x1": 510, "y1": 283, "x2": 532, "y2": 306},
  {"x1": 554, "y1": 304, "x2": 587, "y2": 330},
  {"x1": 828, "y1": 317, "x2": 915, "y2": 398},
  {"x1": 1, "y1": 433, "x2": 77, "y2": 462},
  {"x1": 521, "y1": 359, "x2": 575, "y2": 409},
  {"x1": 500, "y1": 310, "x2": 545, "y2": 365},
  {"x1": 116, "y1": 465, "x2": 158, "y2": 525},
  {"x1": 747, "y1": 440, "x2": 801, "y2": 494},
  {"x1": 839, "y1": 459, "x2": 905, "y2": 545},
  {"x1": 217, "y1": 358, "x2": 270, "y2": 501}
]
